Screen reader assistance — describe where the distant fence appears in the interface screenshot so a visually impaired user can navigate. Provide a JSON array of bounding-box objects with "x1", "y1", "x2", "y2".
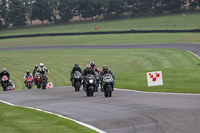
[{"x1": 1, "y1": 29, "x2": 200, "y2": 39}]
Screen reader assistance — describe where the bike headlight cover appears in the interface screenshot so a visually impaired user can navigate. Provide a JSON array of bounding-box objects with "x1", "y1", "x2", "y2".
[{"x1": 89, "y1": 79, "x2": 93, "y2": 84}]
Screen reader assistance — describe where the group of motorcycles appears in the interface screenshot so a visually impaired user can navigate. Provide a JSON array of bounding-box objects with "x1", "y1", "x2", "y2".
[
  {"x1": 1, "y1": 73, "x2": 48, "y2": 91},
  {"x1": 25, "y1": 74, "x2": 48, "y2": 90},
  {"x1": 71, "y1": 71, "x2": 114, "y2": 97}
]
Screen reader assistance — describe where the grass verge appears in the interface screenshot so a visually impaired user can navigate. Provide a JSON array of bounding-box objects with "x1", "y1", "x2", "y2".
[
  {"x1": 1, "y1": 33, "x2": 200, "y2": 48},
  {"x1": 0, "y1": 102, "x2": 97, "y2": 133},
  {"x1": 0, "y1": 48, "x2": 199, "y2": 93}
]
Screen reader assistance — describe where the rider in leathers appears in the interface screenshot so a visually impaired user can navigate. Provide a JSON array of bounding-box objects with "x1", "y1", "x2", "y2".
[
  {"x1": 36, "y1": 63, "x2": 49, "y2": 83},
  {"x1": 0, "y1": 68, "x2": 10, "y2": 87},
  {"x1": 36, "y1": 63, "x2": 49, "y2": 75},
  {"x1": 100, "y1": 65, "x2": 115, "y2": 91},
  {"x1": 82, "y1": 64, "x2": 96, "y2": 88},
  {"x1": 90, "y1": 61, "x2": 100, "y2": 75},
  {"x1": 33, "y1": 65, "x2": 39, "y2": 78},
  {"x1": 70, "y1": 63, "x2": 82, "y2": 81}
]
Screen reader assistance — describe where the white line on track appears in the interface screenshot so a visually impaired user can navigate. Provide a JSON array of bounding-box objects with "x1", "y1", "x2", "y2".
[
  {"x1": 114, "y1": 88, "x2": 200, "y2": 96},
  {"x1": 188, "y1": 50, "x2": 200, "y2": 60},
  {"x1": 0, "y1": 99, "x2": 107, "y2": 133}
]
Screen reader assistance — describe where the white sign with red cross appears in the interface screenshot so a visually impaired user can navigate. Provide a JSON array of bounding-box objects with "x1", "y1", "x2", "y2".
[
  {"x1": 46, "y1": 82, "x2": 53, "y2": 88},
  {"x1": 147, "y1": 71, "x2": 163, "y2": 87}
]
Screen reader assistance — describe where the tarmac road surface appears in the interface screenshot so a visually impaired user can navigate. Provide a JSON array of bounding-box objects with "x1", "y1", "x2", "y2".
[{"x1": 0, "y1": 43, "x2": 200, "y2": 133}]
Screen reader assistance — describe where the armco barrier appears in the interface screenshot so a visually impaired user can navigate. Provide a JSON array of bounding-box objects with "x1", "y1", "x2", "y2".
[{"x1": 0, "y1": 29, "x2": 200, "y2": 39}]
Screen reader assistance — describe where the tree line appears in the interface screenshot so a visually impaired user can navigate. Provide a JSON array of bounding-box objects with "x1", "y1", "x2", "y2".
[{"x1": 0, "y1": 0, "x2": 200, "y2": 29}]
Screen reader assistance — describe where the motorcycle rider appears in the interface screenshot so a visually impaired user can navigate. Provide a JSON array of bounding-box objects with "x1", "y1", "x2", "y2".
[
  {"x1": 82, "y1": 64, "x2": 96, "y2": 88},
  {"x1": 70, "y1": 63, "x2": 82, "y2": 82},
  {"x1": 33, "y1": 65, "x2": 39, "y2": 85},
  {"x1": 7, "y1": 80, "x2": 15, "y2": 90},
  {"x1": 100, "y1": 65, "x2": 115, "y2": 91},
  {"x1": 24, "y1": 70, "x2": 33, "y2": 85},
  {"x1": 36, "y1": 63, "x2": 49, "y2": 84},
  {"x1": 36, "y1": 63, "x2": 49, "y2": 75},
  {"x1": 33, "y1": 65, "x2": 39, "y2": 78},
  {"x1": 90, "y1": 61, "x2": 100, "y2": 75},
  {"x1": 0, "y1": 68, "x2": 10, "y2": 86}
]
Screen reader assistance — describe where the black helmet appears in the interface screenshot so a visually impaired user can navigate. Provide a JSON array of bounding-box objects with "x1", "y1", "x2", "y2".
[
  {"x1": 74, "y1": 63, "x2": 79, "y2": 68},
  {"x1": 35, "y1": 65, "x2": 39, "y2": 69},
  {"x1": 26, "y1": 70, "x2": 30, "y2": 74},
  {"x1": 103, "y1": 65, "x2": 108, "y2": 71}
]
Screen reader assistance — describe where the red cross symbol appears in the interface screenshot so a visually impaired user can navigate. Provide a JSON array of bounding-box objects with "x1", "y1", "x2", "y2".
[{"x1": 149, "y1": 73, "x2": 160, "y2": 82}]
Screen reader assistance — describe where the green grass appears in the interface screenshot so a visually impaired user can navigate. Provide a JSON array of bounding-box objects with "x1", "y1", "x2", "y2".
[
  {"x1": 0, "y1": 103, "x2": 97, "y2": 133},
  {"x1": 0, "y1": 12, "x2": 200, "y2": 36},
  {"x1": 0, "y1": 48, "x2": 199, "y2": 93},
  {"x1": 1, "y1": 33, "x2": 200, "y2": 48}
]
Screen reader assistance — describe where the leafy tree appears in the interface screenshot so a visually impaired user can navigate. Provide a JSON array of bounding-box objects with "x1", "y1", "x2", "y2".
[
  {"x1": 24, "y1": 0, "x2": 35, "y2": 26},
  {"x1": 8, "y1": 0, "x2": 27, "y2": 27},
  {"x1": 32, "y1": 0, "x2": 53, "y2": 24},
  {"x1": 57, "y1": 0, "x2": 73, "y2": 23},
  {"x1": 0, "y1": 0, "x2": 9, "y2": 29},
  {"x1": 162, "y1": 0, "x2": 186, "y2": 13}
]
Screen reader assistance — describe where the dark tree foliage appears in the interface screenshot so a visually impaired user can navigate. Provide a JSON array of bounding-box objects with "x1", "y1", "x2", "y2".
[
  {"x1": 0, "y1": 0, "x2": 198, "y2": 29},
  {"x1": 57, "y1": 0, "x2": 73, "y2": 23},
  {"x1": 8, "y1": 0, "x2": 27, "y2": 27},
  {"x1": 0, "y1": 0, "x2": 9, "y2": 29},
  {"x1": 31, "y1": 0, "x2": 53, "y2": 24}
]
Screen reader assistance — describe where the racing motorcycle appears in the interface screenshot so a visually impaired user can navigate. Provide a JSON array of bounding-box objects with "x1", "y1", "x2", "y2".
[
  {"x1": 84, "y1": 74, "x2": 96, "y2": 97},
  {"x1": 37, "y1": 74, "x2": 48, "y2": 89},
  {"x1": 102, "y1": 73, "x2": 114, "y2": 97},
  {"x1": 34, "y1": 74, "x2": 39, "y2": 85},
  {"x1": 25, "y1": 75, "x2": 33, "y2": 89},
  {"x1": 95, "y1": 72, "x2": 99, "y2": 92},
  {"x1": 1, "y1": 75, "x2": 9, "y2": 91},
  {"x1": 72, "y1": 71, "x2": 82, "y2": 91}
]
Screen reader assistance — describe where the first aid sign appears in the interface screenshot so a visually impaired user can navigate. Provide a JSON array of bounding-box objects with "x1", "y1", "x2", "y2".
[{"x1": 147, "y1": 71, "x2": 163, "y2": 87}]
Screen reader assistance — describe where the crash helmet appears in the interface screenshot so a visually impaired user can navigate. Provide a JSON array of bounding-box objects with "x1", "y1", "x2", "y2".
[
  {"x1": 3, "y1": 68, "x2": 7, "y2": 73},
  {"x1": 90, "y1": 61, "x2": 95, "y2": 68},
  {"x1": 74, "y1": 63, "x2": 79, "y2": 68},
  {"x1": 35, "y1": 65, "x2": 39, "y2": 69},
  {"x1": 103, "y1": 65, "x2": 108, "y2": 71},
  {"x1": 26, "y1": 70, "x2": 30, "y2": 75},
  {"x1": 40, "y1": 63, "x2": 44, "y2": 67},
  {"x1": 86, "y1": 64, "x2": 91, "y2": 71}
]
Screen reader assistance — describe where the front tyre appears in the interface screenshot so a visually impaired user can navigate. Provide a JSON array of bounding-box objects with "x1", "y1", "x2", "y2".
[
  {"x1": 74, "y1": 82, "x2": 81, "y2": 91},
  {"x1": 42, "y1": 80, "x2": 46, "y2": 90}
]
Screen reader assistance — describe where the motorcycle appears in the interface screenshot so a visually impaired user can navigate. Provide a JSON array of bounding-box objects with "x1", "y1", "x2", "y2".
[
  {"x1": 102, "y1": 73, "x2": 114, "y2": 97},
  {"x1": 84, "y1": 74, "x2": 96, "y2": 97},
  {"x1": 72, "y1": 71, "x2": 82, "y2": 91},
  {"x1": 37, "y1": 74, "x2": 48, "y2": 89},
  {"x1": 95, "y1": 72, "x2": 99, "y2": 92},
  {"x1": 1, "y1": 75, "x2": 9, "y2": 91},
  {"x1": 25, "y1": 75, "x2": 33, "y2": 89},
  {"x1": 34, "y1": 74, "x2": 39, "y2": 85}
]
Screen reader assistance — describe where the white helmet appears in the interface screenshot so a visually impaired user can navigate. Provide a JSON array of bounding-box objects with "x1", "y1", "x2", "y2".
[{"x1": 40, "y1": 63, "x2": 44, "y2": 67}]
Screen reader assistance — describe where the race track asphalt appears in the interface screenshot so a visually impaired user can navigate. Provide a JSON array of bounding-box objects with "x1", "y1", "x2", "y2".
[{"x1": 0, "y1": 43, "x2": 200, "y2": 133}]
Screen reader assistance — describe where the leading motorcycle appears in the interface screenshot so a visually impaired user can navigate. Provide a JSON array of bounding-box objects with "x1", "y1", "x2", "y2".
[
  {"x1": 37, "y1": 74, "x2": 48, "y2": 90},
  {"x1": 102, "y1": 73, "x2": 114, "y2": 97},
  {"x1": 84, "y1": 74, "x2": 96, "y2": 97}
]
